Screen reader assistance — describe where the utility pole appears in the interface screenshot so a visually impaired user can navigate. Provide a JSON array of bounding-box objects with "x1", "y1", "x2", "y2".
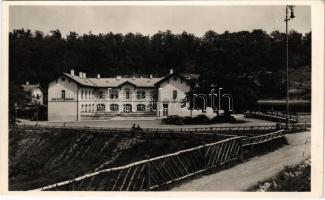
[{"x1": 285, "y1": 5, "x2": 295, "y2": 129}]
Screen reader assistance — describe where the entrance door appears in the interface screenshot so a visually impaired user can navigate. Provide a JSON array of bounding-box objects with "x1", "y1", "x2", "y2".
[{"x1": 163, "y1": 103, "x2": 168, "y2": 116}]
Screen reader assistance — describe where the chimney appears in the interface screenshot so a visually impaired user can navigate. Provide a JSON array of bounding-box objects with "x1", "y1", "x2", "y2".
[
  {"x1": 149, "y1": 74, "x2": 153, "y2": 79},
  {"x1": 79, "y1": 72, "x2": 83, "y2": 78},
  {"x1": 97, "y1": 74, "x2": 101, "y2": 79},
  {"x1": 116, "y1": 75, "x2": 121, "y2": 80},
  {"x1": 132, "y1": 76, "x2": 136, "y2": 80},
  {"x1": 83, "y1": 72, "x2": 87, "y2": 78},
  {"x1": 26, "y1": 81, "x2": 29, "y2": 85},
  {"x1": 70, "y1": 69, "x2": 75, "y2": 76},
  {"x1": 170, "y1": 69, "x2": 174, "y2": 74}
]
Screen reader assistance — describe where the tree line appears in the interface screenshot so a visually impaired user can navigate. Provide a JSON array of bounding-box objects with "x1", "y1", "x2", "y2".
[{"x1": 9, "y1": 28, "x2": 311, "y2": 111}]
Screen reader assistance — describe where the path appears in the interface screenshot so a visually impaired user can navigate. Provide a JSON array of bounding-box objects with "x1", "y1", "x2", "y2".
[
  {"x1": 17, "y1": 114, "x2": 275, "y2": 128},
  {"x1": 171, "y1": 131, "x2": 311, "y2": 191}
]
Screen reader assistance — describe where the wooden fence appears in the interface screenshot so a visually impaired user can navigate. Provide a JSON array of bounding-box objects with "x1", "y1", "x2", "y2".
[
  {"x1": 30, "y1": 128, "x2": 294, "y2": 191},
  {"x1": 245, "y1": 111, "x2": 299, "y2": 123},
  {"x1": 15, "y1": 124, "x2": 279, "y2": 136},
  {"x1": 242, "y1": 130, "x2": 284, "y2": 147},
  {"x1": 34, "y1": 136, "x2": 244, "y2": 191}
]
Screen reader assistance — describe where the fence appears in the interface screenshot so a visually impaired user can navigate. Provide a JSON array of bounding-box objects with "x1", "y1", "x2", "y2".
[
  {"x1": 15, "y1": 124, "x2": 279, "y2": 136},
  {"x1": 245, "y1": 111, "x2": 299, "y2": 123},
  {"x1": 34, "y1": 136, "x2": 244, "y2": 191},
  {"x1": 242, "y1": 130, "x2": 284, "y2": 147}
]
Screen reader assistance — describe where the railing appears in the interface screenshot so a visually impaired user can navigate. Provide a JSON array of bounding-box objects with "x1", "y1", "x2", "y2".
[
  {"x1": 15, "y1": 124, "x2": 279, "y2": 135},
  {"x1": 289, "y1": 123, "x2": 311, "y2": 132},
  {"x1": 246, "y1": 111, "x2": 299, "y2": 123},
  {"x1": 33, "y1": 136, "x2": 244, "y2": 191},
  {"x1": 242, "y1": 130, "x2": 284, "y2": 147},
  {"x1": 28, "y1": 126, "x2": 306, "y2": 191}
]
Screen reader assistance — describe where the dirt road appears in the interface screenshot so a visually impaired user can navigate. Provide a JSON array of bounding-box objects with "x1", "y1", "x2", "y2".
[
  {"x1": 171, "y1": 131, "x2": 311, "y2": 191},
  {"x1": 18, "y1": 114, "x2": 275, "y2": 128}
]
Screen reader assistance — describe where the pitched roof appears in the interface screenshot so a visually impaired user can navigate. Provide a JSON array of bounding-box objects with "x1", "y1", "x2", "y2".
[
  {"x1": 63, "y1": 73, "x2": 164, "y2": 88},
  {"x1": 21, "y1": 84, "x2": 44, "y2": 92},
  {"x1": 154, "y1": 73, "x2": 190, "y2": 86}
]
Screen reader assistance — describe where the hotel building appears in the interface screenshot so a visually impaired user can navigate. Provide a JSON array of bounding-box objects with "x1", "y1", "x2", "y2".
[{"x1": 48, "y1": 69, "x2": 196, "y2": 121}]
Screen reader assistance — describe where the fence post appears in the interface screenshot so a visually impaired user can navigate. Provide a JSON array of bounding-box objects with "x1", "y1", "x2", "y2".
[
  {"x1": 145, "y1": 154, "x2": 151, "y2": 191},
  {"x1": 239, "y1": 140, "x2": 245, "y2": 162}
]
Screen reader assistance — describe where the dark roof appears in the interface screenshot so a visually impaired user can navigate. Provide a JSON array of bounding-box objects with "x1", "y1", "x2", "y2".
[
  {"x1": 21, "y1": 84, "x2": 44, "y2": 93},
  {"x1": 257, "y1": 99, "x2": 311, "y2": 106},
  {"x1": 154, "y1": 73, "x2": 190, "y2": 86},
  {"x1": 62, "y1": 73, "x2": 164, "y2": 88}
]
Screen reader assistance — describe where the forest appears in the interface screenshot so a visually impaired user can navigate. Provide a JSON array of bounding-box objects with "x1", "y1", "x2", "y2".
[{"x1": 9, "y1": 29, "x2": 311, "y2": 111}]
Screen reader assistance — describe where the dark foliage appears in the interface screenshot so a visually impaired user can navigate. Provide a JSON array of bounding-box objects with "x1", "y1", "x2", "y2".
[{"x1": 9, "y1": 29, "x2": 311, "y2": 111}]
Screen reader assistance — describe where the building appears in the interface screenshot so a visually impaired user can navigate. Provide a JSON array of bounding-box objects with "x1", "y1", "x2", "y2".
[
  {"x1": 257, "y1": 99, "x2": 311, "y2": 113},
  {"x1": 21, "y1": 82, "x2": 45, "y2": 105},
  {"x1": 48, "y1": 69, "x2": 199, "y2": 121}
]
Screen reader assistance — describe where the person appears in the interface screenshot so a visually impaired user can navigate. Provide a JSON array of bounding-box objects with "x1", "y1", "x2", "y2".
[
  {"x1": 131, "y1": 124, "x2": 136, "y2": 137},
  {"x1": 131, "y1": 124, "x2": 136, "y2": 131},
  {"x1": 136, "y1": 124, "x2": 142, "y2": 131},
  {"x1": 276, "y1": 122, "x2": 280, "y2": 130}
]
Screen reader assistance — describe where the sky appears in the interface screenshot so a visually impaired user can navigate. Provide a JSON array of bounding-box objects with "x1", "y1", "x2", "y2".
[{"x1": 9, "y1": 5, "x2": 311, "y2": 37}]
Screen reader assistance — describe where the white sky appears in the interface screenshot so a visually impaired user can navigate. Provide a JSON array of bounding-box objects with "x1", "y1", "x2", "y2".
[{"x1": 9, "y1": 5, "x2": 311, "y2": 37}]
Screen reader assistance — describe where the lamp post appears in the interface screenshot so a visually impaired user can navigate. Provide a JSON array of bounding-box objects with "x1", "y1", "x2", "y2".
[
  {"x1": 107, "y1": 87, "x2": 111, "y2": 112},
  {"x1": 285, "y1": 5, "x2": 295, "y2": 129},
  {"x1": 218, "y1": 88, "x2": 223, "y2": 115}
]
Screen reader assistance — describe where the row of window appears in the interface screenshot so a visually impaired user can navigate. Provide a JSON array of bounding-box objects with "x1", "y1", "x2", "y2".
[
  {"x1": 81, "y1": 89, "x2": 93, "y2": 100},
  {"x1": 80, "y1": 103, "x2": 157, "y2": 112},
  {"x1": 110, "y1": 90, "x2": 156, "y2": 100},
  {"x1": 81, "y1": 104, "x2": 96, "y2": 112},
  {"x1": 61, "y1": 89, "x2": 177, "y2": 101}
]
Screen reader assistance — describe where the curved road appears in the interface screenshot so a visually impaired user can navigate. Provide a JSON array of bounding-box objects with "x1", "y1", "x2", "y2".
[{"x1": 171, "y1": 131, "x2": 311, "y2": 191}]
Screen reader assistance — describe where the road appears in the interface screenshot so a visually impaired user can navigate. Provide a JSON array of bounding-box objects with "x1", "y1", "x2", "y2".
[
  {"x1": 17, "y1": 114, "x2": 275, "y2": 128},
  {"x1": 171, "y1": 131, "x2": 311, "y2": 191}
]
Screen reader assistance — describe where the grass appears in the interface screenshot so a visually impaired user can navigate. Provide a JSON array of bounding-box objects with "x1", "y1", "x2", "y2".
[
  {"x1": 9, "y1": 128, "x2": 214, "y2": 191},
  {"x1": 248, "y1": 159, "x2": 311, "y2": 191}
]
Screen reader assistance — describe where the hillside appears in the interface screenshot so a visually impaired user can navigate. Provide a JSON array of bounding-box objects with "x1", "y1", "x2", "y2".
[
  {"x1": 289, "y1": 65, "x2": 311, "y2": 100},
  {"x1": 9, "y1": 129, "x2": 210, "y2": 190}
]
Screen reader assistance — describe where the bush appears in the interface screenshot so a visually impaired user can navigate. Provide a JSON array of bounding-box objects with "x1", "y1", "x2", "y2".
[
  {"x1": 191, "y1": 115, "x2": 210, "y2": 124},
  {"x1": 162, "y1": 115, "x2": 184, "y2": 125},
  {"x1": 162, "y1": 114, "x2": 237, "y2": 125},
  {"x1": 210, "y1": 115, "x2": 236, "y2": 123}
]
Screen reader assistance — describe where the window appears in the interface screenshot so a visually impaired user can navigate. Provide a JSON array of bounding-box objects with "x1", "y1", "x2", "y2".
[
  {"x1": 123, "y1": 104, "x2": 132, "y2": 112},
  {"x1": 125, "y1": 90, "x2": 130, "y2": 99},
  {"x1": 137, "y1": 104, "x2": 146, "y2": 111},
  {"x1": 81, "y1": 90, "x2": 84, "y2": 99},
  {"x1": 110, "y1": 104, "x2": 119, "y2": 112},
  {"x1": 85, "y1": 90, "x2": 88, "y2": 99},
  {"x1": 92, "y1": 104, "x2": 94, "y2": 111},
  {"x1": 90, "y1": 90, "x2": 92, "y2": 99},
  {"x1": 173, "y1": 90, "x2": 177, "y2": 100},
  {"x1": 61, "y1": 90, "x2": 66, "y2": 99},
  {"x1": 150, "y1": 91, "x2": 157, "y2": 100},
  {"x1": 88, "y1": 104, "x2": 91, "y2": 112},
  {"x1": 136, "y1": 90, "x2": 145, "y2": 99},
  {"x1": 81, "y1": 104, "x2": 84, "y2": 112},
  {"x1": 110, "y1": 90, "x2": 119, "y2": 99},
  {"x1": 163, "y1": 104, "x2": 168, "y2": 116},
  {"x1": 97, "y1": 104, "x2": 105, "y2": 112},
  {"x1": 85, "y1": 104, "x2": 88, "y2": 112},
  {"x1": 147, "y1": 103, "x2": 157, "y2": 111}
]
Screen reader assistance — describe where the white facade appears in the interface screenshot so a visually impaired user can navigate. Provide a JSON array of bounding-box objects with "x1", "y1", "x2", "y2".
[
  {"x1": 22, "y1": 82, "x2": 44, "y2": 105},
  {"x1": 48, "y1": 70, "x2": 198, "y2": 121}
]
